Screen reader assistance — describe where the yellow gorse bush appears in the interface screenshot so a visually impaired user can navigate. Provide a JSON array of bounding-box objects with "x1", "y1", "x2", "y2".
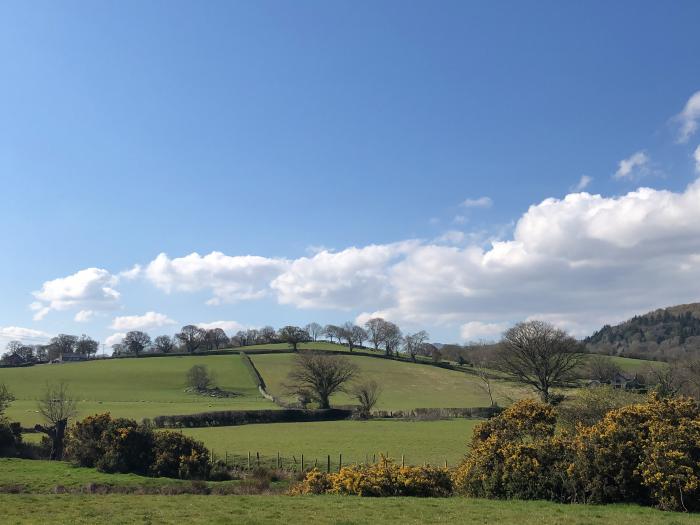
[
  {"x1": 453, "y1": 395, "x2": 700, "y2": 512},
  {"x1": 291, "y1": 456, "x2": 452, "y2": 497}
]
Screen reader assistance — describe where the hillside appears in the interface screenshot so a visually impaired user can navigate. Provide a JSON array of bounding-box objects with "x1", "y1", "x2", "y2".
[
  {"x1": 250, "y1": 353, "x2": 528, "y2": 410},
  {"x1": 0, "y1": 354, "x2": 275, "y2": 426},
  {"x1": 585, "y1": 303, "x2": 700, "y2": 360}
]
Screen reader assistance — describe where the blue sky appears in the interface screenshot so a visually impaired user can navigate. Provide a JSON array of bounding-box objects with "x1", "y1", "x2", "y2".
[{"x1": 2, "y1": 1, "x2": 700, "y2": 349}]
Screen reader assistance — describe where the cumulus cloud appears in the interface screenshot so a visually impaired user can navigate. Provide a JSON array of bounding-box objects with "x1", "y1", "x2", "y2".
[
  {"x1": 572, "y1": 175, "x2": 593, "y2": 192},
  {"x1": 460, "y1": 321, "x2": 508, "y2": 341},
  {"x1": 676, "y1": 91, "x2": 700, "y2": 143},
  {"x1": 144, "y1": 252, "x2": 289, "y2": 305},
  {"x1": 435, "y1": 230, "x2": 466, "y2": 245},
  {"x1": 31, "y1": 268, "x2": 120, "y2": 320},
  {"x1": 0, "y1": 326, "x2": 51, "y2": 346},
  {"x1": 110, "y1": 311, "x2": 176, "y2": 331},
  {"x1": 614, "y1": 151, "x2": 649, "y2": 180},
  {"x1": 105, "y1": 332, "x2": 126, "y2": 346},
  {"x1": 196, "y1": 320, "x2": 246, "y2": 334},
  {"x1": 74, "y1": 310, "x2": 95, "y2": 322},
  {"x1": 694, "y1": 145, "x2": 700, "y2": 172},
  {"x1": 271, "y1": 242, "x2": 417, "y2": 310},
  {"x1": 369, "y1": 178, "x2": 700, "y2": 333},
  {"x1": 461, "y1": 197, "x2": 493, "y2": 208},
  {"x1": 32, "y1": 175, "x2": 700, "y2": 341}
]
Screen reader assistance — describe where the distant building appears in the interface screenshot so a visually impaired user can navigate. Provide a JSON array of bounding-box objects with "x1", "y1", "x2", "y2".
[
  {"x1": 57, "y1": 353, "x2": 87, "y2": 363},
  {"x1": 610, "y1": 372, "x2": 631, "y2": 389}
]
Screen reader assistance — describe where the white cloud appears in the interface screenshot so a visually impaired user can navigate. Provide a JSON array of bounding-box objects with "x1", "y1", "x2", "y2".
[
  {"x1": 460, "y1": 321, "x2": 507, "y2": 341},
  {"x1": 0, "y1": 326, "x2": 51, "y2": 347},
  {"x1": 572, "y1": 175, "x2": 593, "y2": 192},
  {"x1": 144, "y1": 252, "x2": 289, "y2": 304},
  {"x1": 435, "y1": 230, "x2": 466, "y2": 245},
  {"x1": 694, "y1": 145, "x2": 700, "y2": 172},
  {"x1": 196, "y1": 320, "x2": 246, "y2": 334},
  {"x1": 359, "y1": 178, "x2": 700, "y2": 335},
  {"x1": 453, "y1": 215, "x2": 467, "y2": 225},
  {"x1": 676, "y1": 91, "x2": 700, "y2": 143},
  {"x1": 461, "y1": 197, "x2": 493, "y2": 208},
  {"x1": 614, "y1": 151, "x2": 649, "y2": 180},
  {"x1": 74, "y1": 310, "x2": 95, "y2": 322},
  {"x1": 110, "y1": 311, "x2": 176, "y2": 331},
  {"x1": 31, "y1": 268, "x2": 120, "y2": 320},
  {"x1": 105, "y1": 332, "x2": 126, "y2": 346},
  {"x1": 271, "y1": 242, "x2": 417, "y2": 310},
  {"x1": 118, "y1": 265, "x2": 142, "y2": 280}
]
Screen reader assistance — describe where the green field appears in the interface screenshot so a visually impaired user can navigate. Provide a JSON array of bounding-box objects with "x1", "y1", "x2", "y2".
[
  {"x1": 599, "y1": 355, "x2": 666, "y2": 373},
  {"x1": 251, "y1": 353, "x2": 527, "y2": 409},
  {"x1": 0, "y1": 355, "x2": 275, "y2": 426},
  {"x1": 0, "y1": 458, "x2": 228, "y2": 492},
  {"x1": 180, "y1": 418, "x2": 477, "y2": 467},
  {"x1": 2, "y1": 494, "x2": 697, "y2": 524}
]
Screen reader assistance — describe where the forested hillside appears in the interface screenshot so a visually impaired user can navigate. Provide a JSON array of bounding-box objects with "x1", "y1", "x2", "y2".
[{"x1": 585, "y1": 303, "x2": 700, "y2": 360}]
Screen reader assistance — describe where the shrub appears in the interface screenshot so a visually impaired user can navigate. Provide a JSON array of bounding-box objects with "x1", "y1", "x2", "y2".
[
  {"x1": 150, "y1": 431, "x2": 210, "y2": 480},
  {"x1": 186, "y1": 365, "x2": 215, "y2": 391},
  {"x1": 66, "y1": 413, "x2": 139, "y2": 467},
  {"x1": 291, "y1": 457, "x2": 452, "y2": 497},
  {"x1": 97, "y1": 425, "x2": 155, "y2": 475},
  {"x1": 452, "y1": 394, "x2": 700, "y2": 512},
  {"x1": 0, "y1": 422, "x2": 21, "y2": 456},
  {"x1": 66, "y1": 413, "x2": 212, "y2": 480}
]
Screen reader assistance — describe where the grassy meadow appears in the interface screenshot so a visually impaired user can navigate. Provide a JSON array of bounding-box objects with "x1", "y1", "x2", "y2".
[
  {"x1": 180, "y1": 418, "x2": 478, "y2": 467},
  {"x1": 0, "y1": 354, "x2": 275, "y2": 426},
  {"x1": 2, "y1": 494, "x2": 698, "y2": 525},
  {"x1": 251, "y1": 353, "x2": 528, "y2": 409}
]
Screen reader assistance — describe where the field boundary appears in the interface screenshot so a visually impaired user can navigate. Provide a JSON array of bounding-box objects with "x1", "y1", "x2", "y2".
[{"x1": 152, "y1": 408, "x2": 353, "y2": 428}]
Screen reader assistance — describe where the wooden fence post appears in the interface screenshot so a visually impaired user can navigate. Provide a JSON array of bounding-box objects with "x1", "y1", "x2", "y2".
[
  {"x1": 247, "y1": 451, "x2": 251, "y2": 470},
  {"x1": 401, "y1": 454, "x2": 405, "y2": 467},
  {"x1": 301, "y1": 454, "x2": 304, "y2": 471},
  {"x1": 327, "y1": 455, "x2": 330, "y2": 473},
  {"x1": 339, "y1": 454, "x2": 342, "y2": 471}
]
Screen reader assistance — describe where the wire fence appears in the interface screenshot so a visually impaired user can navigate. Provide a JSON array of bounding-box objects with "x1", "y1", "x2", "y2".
[{"x1": 210, "y1": 450, "x2": 452, "y2": 472}]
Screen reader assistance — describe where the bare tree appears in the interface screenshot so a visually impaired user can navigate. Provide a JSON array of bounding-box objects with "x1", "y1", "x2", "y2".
[
  {"x1": 35, "y1": 382, "x2": 77, "y2": 460},
  {"x1": 186, "y1": 365, "x2": 215, "y2": 391},
  {"x1": 153, "y1": 335, "x2": 175, "y2": 353},
  {"x1": 323, "y1": 324, "x2": 342, "y2": 343},
  {"x1": 259, "y1": 326, "x2": 278, "y2": 344},
  {"x1": 586, "y1": 355, "x2": 622, "y2": 383},
  {"x1": 403, "y1": 330, "x2": 429, "y2": 361},
  {"x1": 497, "y1": 320, "x2": 584, "y2": 403},
  {"x1": 286, "y1": 352, "x2": 358, "y2": 409},
  {"x1": 381, "y1": 322, "x2": 402, "y2": 356},
  {"x1": 351, "y1": 380, "x2": 381, "y2": 419},
  {"x1": 176, "y1": 325, "x2": 206, "y2": 353},
  {"x1": 123, "y1": 331, "x2": 151, "y2": 356},
  {"x1": 278, "y1": 325, "x2": 310, "y2": 351},
  {"x1": 75, "y1": 334, "x2": 99, "y2": 358},
  {"x1": 475, "y1": 366, "x2": 497, "y2": 407},
  {"x1": 305, "y1": 322, "x2": 323, "y2": 342},
  {"x1": 364, "y1": 318, "x2": 386, "y2": 351},
  {"x1": 205, "y1": 328, "x2": 229, "y2": 350},
  {"x1": 341, "y1": 322, "x2": 367, "y2": 352}
]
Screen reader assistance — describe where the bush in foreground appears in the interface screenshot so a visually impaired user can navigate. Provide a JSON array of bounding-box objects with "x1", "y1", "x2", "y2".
[
  {"x1": 290, "y1": 458, "x2": 452, "y2": 497},
  {"x1": 66, "y1": 413, "x2": 213, "y2": 480},
  {"x1": 452, "y1": 395, "x2": 700, "y2": 512}
]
